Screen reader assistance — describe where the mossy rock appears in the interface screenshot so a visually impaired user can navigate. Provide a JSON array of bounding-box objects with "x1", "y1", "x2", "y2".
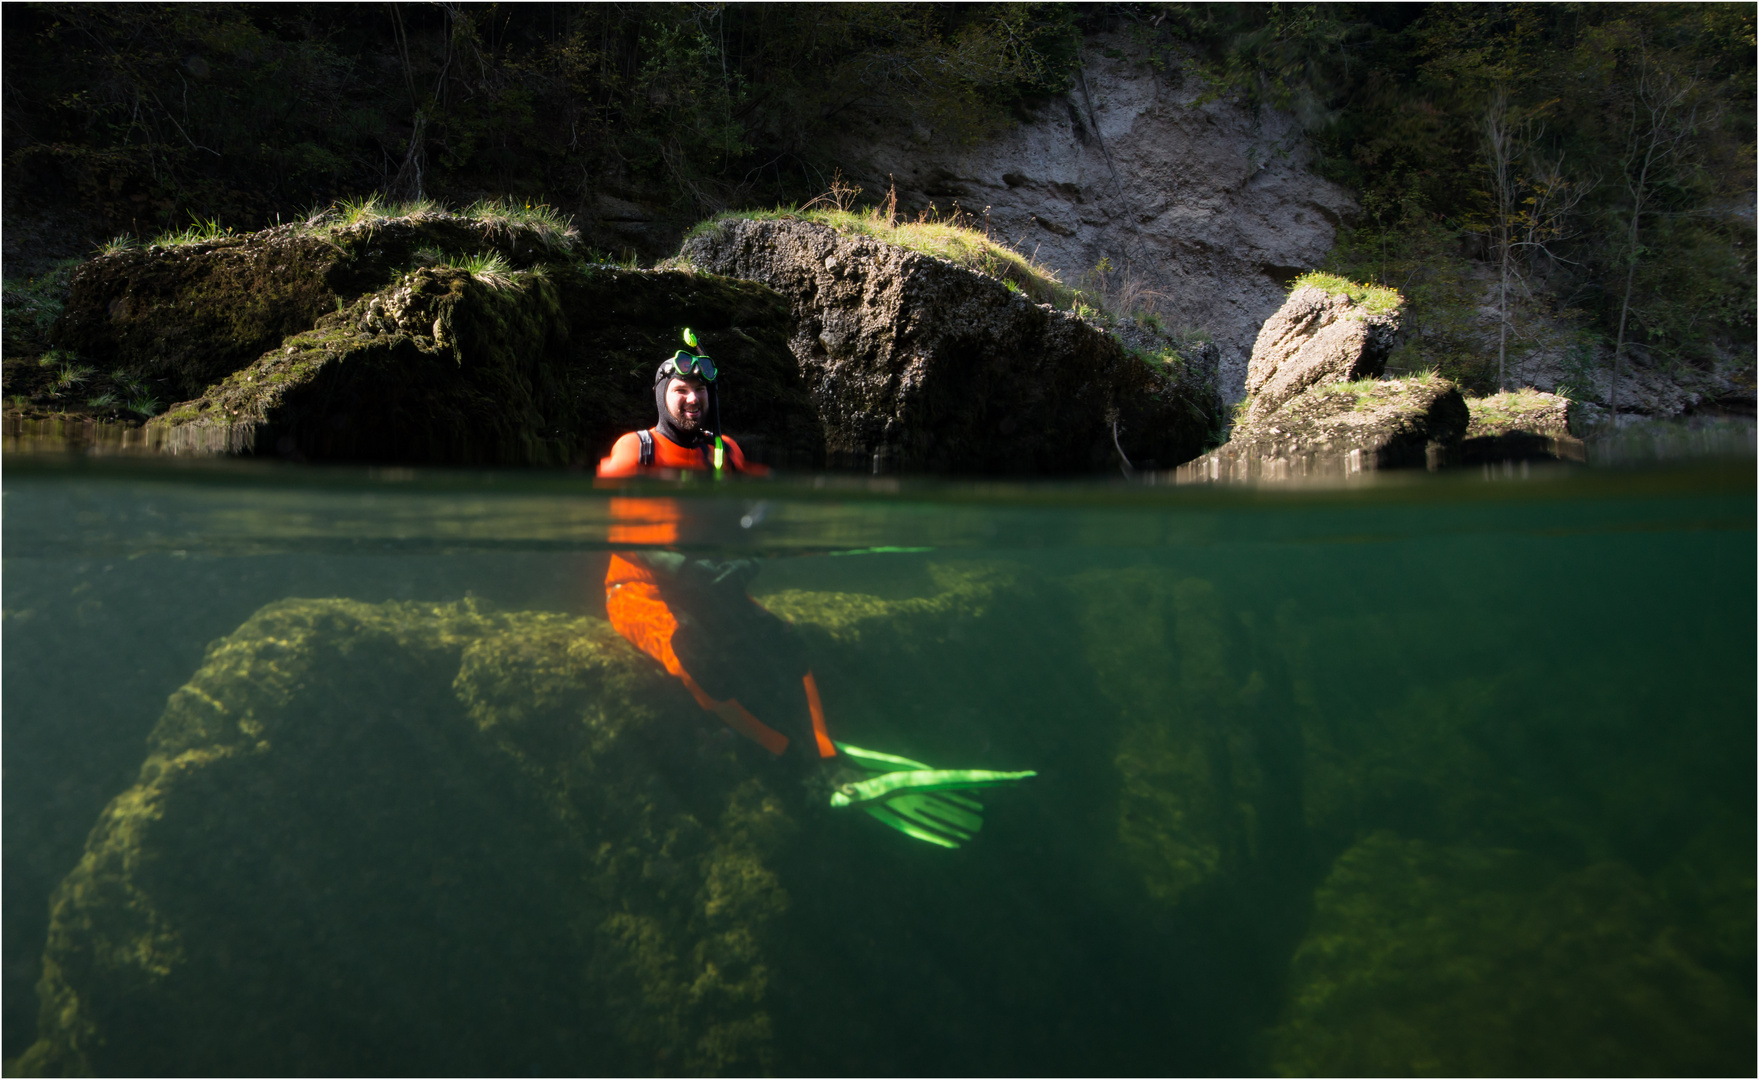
[
  {"x1": 1267, "y1": 832, "x2": 1755, "y2": 1076},
  {"x1": 19, "y1": 598, "x2": 794, "y2": 1077},
  {"x1": 49, "y1": 212, "x2": 822, "y2": 467},
  {"x1": 1460, "y1": 389, "x2": 1585, "y2": 465},
  {"x1": 1183, "y1": 375, "x2": 1468, "y2": 482},
  {"x1": 142, "y1": 262, "x2": 819, "y2": 467},
  {"x1": 53, "y1": 216, "x2": 562, "y2": 402}
]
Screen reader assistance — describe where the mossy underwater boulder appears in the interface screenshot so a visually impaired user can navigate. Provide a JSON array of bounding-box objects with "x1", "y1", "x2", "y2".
[
  {"x1": 19, "y1": 598, "x2": 796, "y2": 1077},
  {"x1": 1268, "y1": 832, "x2": 1755, "y2": 1077}
]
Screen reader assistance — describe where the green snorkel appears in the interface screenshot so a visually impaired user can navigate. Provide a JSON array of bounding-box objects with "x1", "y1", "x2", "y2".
[
  {"x1": 830, "y1": 742, "x2": 1037, "y2": 849},
  {"x1": 681, "y1": 328, "x2": 724, "y2": 473}
]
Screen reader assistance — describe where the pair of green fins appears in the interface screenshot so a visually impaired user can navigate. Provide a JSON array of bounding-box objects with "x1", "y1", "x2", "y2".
[{"x1": 829, "y1": 743, "x2": 1036, "y2": 849}]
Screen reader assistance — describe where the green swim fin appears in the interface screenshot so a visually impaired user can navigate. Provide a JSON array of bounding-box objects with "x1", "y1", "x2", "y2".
[{"x1": 831, "y1": 742, "x2": 1035, "y2": 849}]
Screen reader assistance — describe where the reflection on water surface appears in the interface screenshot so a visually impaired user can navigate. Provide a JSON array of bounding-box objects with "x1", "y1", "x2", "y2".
[{"x1": 4, "y1": 458, "x2": 1753, "y2": 1075}]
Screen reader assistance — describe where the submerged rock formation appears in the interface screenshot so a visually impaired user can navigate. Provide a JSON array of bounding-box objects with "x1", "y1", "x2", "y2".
[
  {"x1": 682, "y1": 216, "x2": 1217, "y2": 473},
  {"x1": 19, "y1": 598, "x2": 795, "y2": 1077},
  {"x1": 1268, "y1": 833, "x2": 1754, "y2": 1076}
]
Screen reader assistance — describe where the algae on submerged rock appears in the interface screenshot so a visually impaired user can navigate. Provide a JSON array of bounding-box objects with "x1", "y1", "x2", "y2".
[
  {"x1": 1268, "y1": 832, "x2": 1755, "y2": 1076},
  {"x1": 20, "y1": 598, "x2": 794, "y2": 1077}
]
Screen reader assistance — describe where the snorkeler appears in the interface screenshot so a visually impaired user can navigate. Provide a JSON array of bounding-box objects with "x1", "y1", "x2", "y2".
[{"x1": 594, "y1": 331, "x2": 1035, "y2": 847}]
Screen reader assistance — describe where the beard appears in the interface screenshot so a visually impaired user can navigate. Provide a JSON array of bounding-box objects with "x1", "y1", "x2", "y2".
[{"x1": 671, "y1": 408, "x2": 702, "y2": 431}]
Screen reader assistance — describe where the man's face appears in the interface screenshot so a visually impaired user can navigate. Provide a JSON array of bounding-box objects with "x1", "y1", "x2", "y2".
[{"x1": 665, "y1": 376, "x2": 707, "y2": 430}]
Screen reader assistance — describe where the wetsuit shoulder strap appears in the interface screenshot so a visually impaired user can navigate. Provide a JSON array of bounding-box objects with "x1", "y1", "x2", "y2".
[{"x1": 637, "y1": 428, "x2": 654, "y2": 467}]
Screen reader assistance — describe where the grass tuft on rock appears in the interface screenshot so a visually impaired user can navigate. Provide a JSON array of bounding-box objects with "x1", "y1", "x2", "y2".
[
  {"x1": 688, "y1": 206, "x2": 1093, "y2": 311},
  {"x1": 1292, "y1": 271, "x2": 1404, "y2": 315}
]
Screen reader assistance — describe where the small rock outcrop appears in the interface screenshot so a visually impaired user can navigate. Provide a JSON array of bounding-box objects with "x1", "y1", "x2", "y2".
[
  {"x1": 681, "y1": 216, "x2": 1217, "y2": 474},
  {"x1": 1181, "y1": 374, "x2": 1469, "y2": 483},
  {"x1": 1461, "y1": 389, "x2": 1585, "y2": 464},
  {"x1": 1177, "y1": 281, "x2": 1473, "y2": 481}
]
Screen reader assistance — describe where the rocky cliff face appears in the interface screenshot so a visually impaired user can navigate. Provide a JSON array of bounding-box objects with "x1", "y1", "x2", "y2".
[
  {"x1": 838, "y1": 33, "x2": 1355, "y2": 405},
  {"x1": 682, "y1": 216, "x2": 1216, "y2": 474}
]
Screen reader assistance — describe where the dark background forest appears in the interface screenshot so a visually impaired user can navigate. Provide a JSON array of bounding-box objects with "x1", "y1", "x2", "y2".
[{"x1": 4, "y1": 2, "x2": 1754, "y2": 380}]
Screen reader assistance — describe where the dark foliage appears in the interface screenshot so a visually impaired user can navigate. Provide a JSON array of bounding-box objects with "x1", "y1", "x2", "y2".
[{"x1": 2, "y1": 2, "x2": 1079, "y2": 240}]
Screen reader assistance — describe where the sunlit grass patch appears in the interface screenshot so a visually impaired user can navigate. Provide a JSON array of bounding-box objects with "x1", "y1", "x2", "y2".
[
  {"x1": 690, "y1": 205, "x2": 1094, "y2": 311},
  {"x1": 151, "y1": 215, "x2": 234, "y2": 247},
  {"x1": 458, "y1": 250, "x2": 514, "y2": 288},
  {"x1": 1292, "y1": 271, "x2": 1403, "y2": 315},
  {"x1": 463, "y1": 198, "x2": 577, "y2": 250},
  {"x1": 336, "y1": 194, "x2": 386, "y2": 227}
]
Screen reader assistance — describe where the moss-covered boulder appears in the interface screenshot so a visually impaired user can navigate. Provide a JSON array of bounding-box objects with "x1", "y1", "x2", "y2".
[
  {"x1": 1180, "y1": 373, "x2": 1469, "y2": 482},
  {"x1": 1461, "y1": 388, "x2": 1586, "y2": 465},
  {"x1": 144, "y1": 262, "x2": 819, "y2": 466},
  {"x1": 1174, "y1": 278, "x2": 1476, "y2": 482},
  {"x1": 681, "y1": 216, "x2": 1216, "y2": 474},
  {"x1": 18, "y1": 598, "x2": 795, "y2": 1077},
  {"x1": 46, "y1": 210, "x2": 822, "y2": 467},
  {"x1": 1267, "y1": 832, "x2": 1754, "y2": 1076},
  {"x1": 53, "y1": 214, "x2": 571, "y2": 403}
]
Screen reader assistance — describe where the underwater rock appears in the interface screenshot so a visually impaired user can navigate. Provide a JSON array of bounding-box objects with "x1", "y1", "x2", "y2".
[
  {"x1": 1179, "y1": 373, "x2": 1469, "y2": 482},
  {"x1": 1071, "y1": 570, "x2": 1309, "y2": 908},
  {"x1": 1243, "y1": 285, "x2": 1401, "y2": 422},
  {"x1": 19, "y1": 598, "x2": 795, "y2": 1077},
  {"x1": 681, "y1": 216, "x2": 1215, "y2": 474},
  {"x1": 1268, "y1": 832, "x2": 1754, "y2": 1076}
]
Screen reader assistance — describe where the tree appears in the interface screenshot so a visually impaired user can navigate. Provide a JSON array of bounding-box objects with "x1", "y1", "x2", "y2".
[
  {"x1": 1604, "y1": 51, "x2": 1703, "y2": 421},
  {"x1": 1481, "y1": 90, "x2": 1591, "y2": 391}
]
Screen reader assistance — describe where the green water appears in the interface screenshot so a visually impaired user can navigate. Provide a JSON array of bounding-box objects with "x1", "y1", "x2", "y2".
[{"x1": 3, "y1": 458, "x2": 1753, "y2": 1076}]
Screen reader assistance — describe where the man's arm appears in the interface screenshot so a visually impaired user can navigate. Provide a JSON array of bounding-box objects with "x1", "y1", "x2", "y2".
[{"x1": 597, "y1": 431, "x2": 645, "y2": 477}]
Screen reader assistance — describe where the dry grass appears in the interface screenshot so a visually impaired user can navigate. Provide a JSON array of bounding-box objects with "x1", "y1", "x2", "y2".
[{"x1": 691, "y1": 204, "x2": 1095, "y2": 311}]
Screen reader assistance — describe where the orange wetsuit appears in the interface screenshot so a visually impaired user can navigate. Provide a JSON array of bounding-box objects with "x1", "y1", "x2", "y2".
[
  {"x1": 597, "y1": 427, "x2": 771, "y2": 478},
  {"x1": 597, "y1": 432, "x2": 831, "y2": 759}
]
